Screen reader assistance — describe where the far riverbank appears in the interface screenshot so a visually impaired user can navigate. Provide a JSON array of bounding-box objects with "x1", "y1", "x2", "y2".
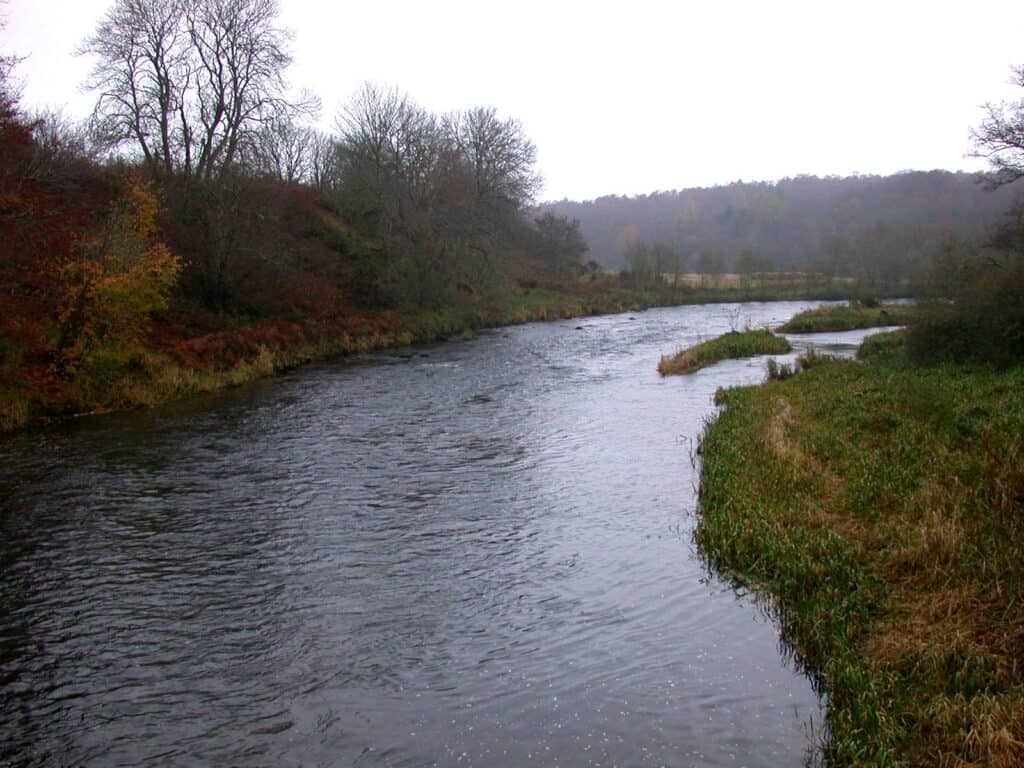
[{"x1": 2, "y1": 281, "x2": 860, "y2": 432}]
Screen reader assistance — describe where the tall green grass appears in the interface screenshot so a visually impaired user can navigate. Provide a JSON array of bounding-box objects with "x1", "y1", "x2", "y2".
[{"x1": 697, "y1": 344, "x2": 1024, "y2": 765}]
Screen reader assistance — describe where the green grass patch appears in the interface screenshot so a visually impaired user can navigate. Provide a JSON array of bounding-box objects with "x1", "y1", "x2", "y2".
[
  {"x1": 856, "y1": 329, "x2": 907, "y2": 362},
  {"x1": 658, "y1": 329, "x2": 792, "y2": 376},
  {"x1": 777, "y1": 303, "x2": 916, "y2": 333},
  {"x1": 697, "y1": 344, "x2": 1024, "y2": 765}
]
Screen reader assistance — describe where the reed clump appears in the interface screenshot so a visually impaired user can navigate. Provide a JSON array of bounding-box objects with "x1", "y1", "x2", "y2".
[{"x1": 765, "y1": 345, "x2": 837, "y2": 381}]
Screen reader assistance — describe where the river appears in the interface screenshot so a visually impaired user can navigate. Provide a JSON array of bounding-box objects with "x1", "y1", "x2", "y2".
[{"x1": 0, "y1": 301, "x2": 890, "y2": 767}]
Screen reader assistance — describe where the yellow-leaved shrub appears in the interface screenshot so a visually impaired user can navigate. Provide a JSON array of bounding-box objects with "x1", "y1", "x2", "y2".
[{"x1": 56, "y1": 175, "x2": 181, "y2": 395}]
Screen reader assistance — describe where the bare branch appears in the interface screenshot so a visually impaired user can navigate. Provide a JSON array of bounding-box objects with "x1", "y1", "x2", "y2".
[
  {"x1": 80, "y1": 0, "x2": 311, "y2": 179},
  {"x1": 970, "y1": 64, "x2": 1024, "y2": 187}
]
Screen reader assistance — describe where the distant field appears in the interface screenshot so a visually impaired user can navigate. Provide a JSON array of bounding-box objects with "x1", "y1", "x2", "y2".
[{"x1": 655, "y1": 272, "x2": 858, "y2": 289}]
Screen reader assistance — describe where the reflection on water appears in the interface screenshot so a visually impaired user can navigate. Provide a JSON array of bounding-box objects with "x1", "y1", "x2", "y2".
[{"x1": 0, "y1": 301, "x2": 869, "y2": 767}]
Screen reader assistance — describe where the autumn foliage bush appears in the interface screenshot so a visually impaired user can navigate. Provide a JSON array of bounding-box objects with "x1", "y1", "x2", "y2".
[
  {"x1": 56, "y1": 176, "x2": 181, "y2": 386},
  {"x1": 0, "y1": 73, "x2": 186, "y2": 419}
]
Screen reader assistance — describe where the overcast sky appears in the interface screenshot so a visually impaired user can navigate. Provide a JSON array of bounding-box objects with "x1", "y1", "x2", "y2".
[{"x1": 2, "y1": 0, "x2": 1022, "y2": 201}]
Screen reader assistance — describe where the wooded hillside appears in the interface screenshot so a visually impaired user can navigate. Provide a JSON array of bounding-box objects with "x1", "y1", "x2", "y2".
[{"x1": 545, "y1": 173, "x2": 1021, "y2": 288}]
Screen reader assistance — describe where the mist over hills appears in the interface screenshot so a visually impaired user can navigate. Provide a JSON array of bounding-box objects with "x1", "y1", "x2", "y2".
[{"x1": 543, "y1": 172, "x2": 1021, "y2": 281}]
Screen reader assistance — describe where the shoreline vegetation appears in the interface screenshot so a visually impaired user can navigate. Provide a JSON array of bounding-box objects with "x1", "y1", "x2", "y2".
[
  {"x1": 775, "y1": 301, "x2": 917, "y2": 333},
  {"x1": 696, "y1": 328, "x2": 1024, "y2": 765},
  {"x1": 657, "y1": 328, "x2": 792, "y2": 376},
  {"x1": 2, "y1": 284, "x2": 853, "y2": 434}
]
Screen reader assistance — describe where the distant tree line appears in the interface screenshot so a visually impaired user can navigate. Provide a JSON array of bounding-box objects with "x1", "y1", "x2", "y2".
[{"x1": 546, "y1": 172, "x2": 1021, "y2": 294}]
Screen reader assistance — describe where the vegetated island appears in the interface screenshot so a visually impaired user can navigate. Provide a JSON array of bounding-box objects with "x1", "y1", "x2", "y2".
[
  {"x1": 696, "y1": 316, "x2": 1024, "y2": 764},
  {"x1": 657, "y1": 329, "x2": 792, "y2": 376},
  {"x1": 775, "y1": 301, "x2": 917, "y2": 333}
]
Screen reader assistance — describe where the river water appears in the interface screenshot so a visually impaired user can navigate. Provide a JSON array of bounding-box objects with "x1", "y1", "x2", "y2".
[{"x1": 0, "y1": 301, "x2": 889, "y2": 767}]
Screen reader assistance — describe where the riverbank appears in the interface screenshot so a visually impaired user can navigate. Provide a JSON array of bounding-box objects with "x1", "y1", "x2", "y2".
[
  {"x1": 697, "y1": 333, "x2": 1024, "y2": 765},
  {"x1": 1, "y1": 284, "x2": 857, "y2": 433},
  {"x1": 0, "y1": 286, "x2": 617, "y2": 432}
]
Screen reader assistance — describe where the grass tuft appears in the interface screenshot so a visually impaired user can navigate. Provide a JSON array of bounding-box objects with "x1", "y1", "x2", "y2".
[
  {"x1": 856, "y1": 329, "x2": 907, "y2": 361},
  {"x1": 765, "y1": 345, "x2": 838, "y2": 381}
]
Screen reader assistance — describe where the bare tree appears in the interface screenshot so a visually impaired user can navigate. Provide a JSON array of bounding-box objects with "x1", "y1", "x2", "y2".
[
  {"x1": 333, "y1": 85, "x2": 547, "y2": 304},
  {"x1": 445, "y1": 106, "x2": 541, "y2": 213},
  {"x1": 80, "y1": 0, "x2": 316, "y2": 180},
  {"x1": 0, "y1": 0, "x2": 19, "y2": 116},
  {"x1": 625, "y1": 242, "x2": 654, "y2": 286},
  {"x1": 337, "y1": 83, "x2": 407, "y2": 198},
  {"x1": 971, "y1": 64, "x2": 1024, "y2": 187},
  {"x1": 81, "y1": 0, "x2": 185, "y2": 175},
  {"x1": 26, "y1": 108, "x2": 102, "y2": 178},
  {"x1": 248, "y1": 117, "x2": 317, "y2": 183},
  {"x1": 306, "y1": 129, "x2": 338, "y2": 191},
  {"x1": 183, "y1": 0, "x2": 317, "y2": 178},
  {"x1": 335, "y1": 83, "x2": 441, "y2": 232},
  {"x1": 0, "y1": 2, "x2": 35, "y2": 179},
  {"x1": 533, "y1": 212, "x2": 588, "y2": 274},
  {"x1": 0, "y1": 0, "x2": 23, "y2": 127}
]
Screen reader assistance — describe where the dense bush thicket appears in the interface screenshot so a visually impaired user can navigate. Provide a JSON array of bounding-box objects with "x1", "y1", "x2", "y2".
[{"x1": 908, "y1": 242, "x2": 1024, "y2": 365}]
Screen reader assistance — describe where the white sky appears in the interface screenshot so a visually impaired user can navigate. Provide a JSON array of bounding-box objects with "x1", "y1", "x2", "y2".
[{"x1": 2, "y1": 0, "x2": 1023, "y2": 201}]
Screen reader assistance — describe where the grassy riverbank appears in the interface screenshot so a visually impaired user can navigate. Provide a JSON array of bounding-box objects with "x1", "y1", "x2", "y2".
[
  {"x1": 658, "y1": 329, "x2": 791, "y2": 375},
  {"x1": 697, "y1": 334, "x2": 1024, "y2": 765},
  {"x1": 777, "y1": 302, "x2": 916, "y2": 333},
  {"x1": 0, "y1": 285, "x2": 634, "y2": 431},
  {"x1": 0, "y1": 284, "x2": 777, "y2": 432},
  {"x1": 2, "y1": 279, "x2": 861, "y2": 433}
]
